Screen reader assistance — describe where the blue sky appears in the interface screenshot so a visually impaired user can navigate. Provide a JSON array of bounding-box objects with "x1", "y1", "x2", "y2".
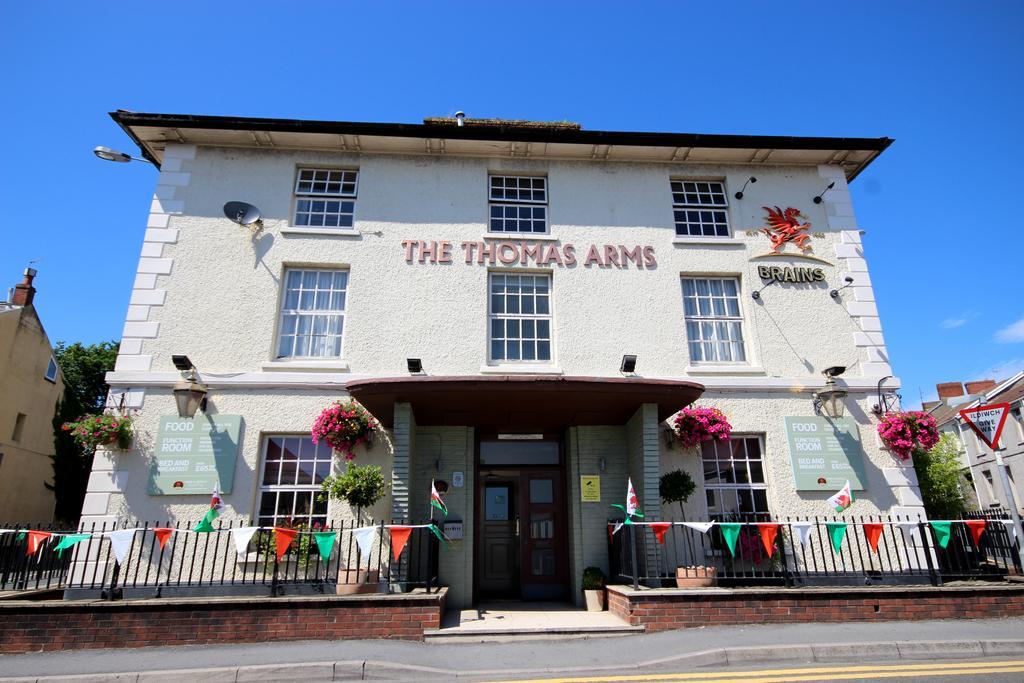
[{"x1": 2, "y1": 2, "x2": 1022, "y2": 407}]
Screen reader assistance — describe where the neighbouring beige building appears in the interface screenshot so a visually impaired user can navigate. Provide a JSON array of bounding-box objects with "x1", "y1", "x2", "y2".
[{"x1": 0, "y1": 268, "x2": 62, "y2": 522}]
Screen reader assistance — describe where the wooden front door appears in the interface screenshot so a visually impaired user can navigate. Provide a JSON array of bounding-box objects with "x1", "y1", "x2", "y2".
[
  {"x1": 479, "y1": 480, "x2": 519, "y2": 597},
  {"x1": 518, "y1": 469, "x2": 567, "y2": 600}
]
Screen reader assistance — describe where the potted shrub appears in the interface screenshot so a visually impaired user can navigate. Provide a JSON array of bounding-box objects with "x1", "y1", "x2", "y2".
[
  {"x1": 311, "y1": 399, "x2": 378, "y2": 460},
  {"x1": 62, "y1": 413, "x2": 134, "y2": 451},
  {"x1": 660, "y1": 469, "x2": 717, "y2": 587},
  {"x1": 582, "y1": 566, "x2": 607, "y2": 611},
  {"x1": 321, "y1": 462, "x2": 389, "y2": 594}
]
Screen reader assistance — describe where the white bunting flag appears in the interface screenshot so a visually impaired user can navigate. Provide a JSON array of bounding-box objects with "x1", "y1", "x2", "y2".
[
  {"x1": 352, "y1": 526, "x2": 377, "y2": 559},
  {"x1": 895, "y1": 521, "x2": 920, "y2": 540},
  {"x1": 231, "y1": 527, "x2": 260, "y2": 558},
  {"x1": 790, "y1": 521, "x2": 814, "y2": 547},
  {"x1": 611, "y1": 521, "x2": 624, "y2": 536},
  {"x1": 682, "y1": 522, "x2": 714, "y2": 534},
  {"x1": 105, "y1": 529, "x2": 138, "y2": 565},
  {"x1": 1002, "y1": 520, "x2": 1018, "y2": 543}
]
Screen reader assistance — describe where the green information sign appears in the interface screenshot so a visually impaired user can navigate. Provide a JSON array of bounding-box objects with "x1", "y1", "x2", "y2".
[
  {"x1": 148, "y1": 415, "x2": 242, "y2": 495},
  {"x1": 785, "y1": 416, "x2": 866, "y2": 491}
]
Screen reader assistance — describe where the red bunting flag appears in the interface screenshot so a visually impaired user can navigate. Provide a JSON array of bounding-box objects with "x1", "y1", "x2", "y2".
[
  {"x1": 650, "y1": 522, "x2": 671, "y2": 545},
  {"x1": 152, "y1": 528, "x2": 174, "y2": 550},
  {"x1": 964, "y1": 520, "x2": 986, "y2": 547},
  {"x1": 863, "y1": 523, "x2": 884, "y2": 553},
  {"x1": 389, "y1": 526, "x2": 413, "y2": 561},
  {"x1": 274, "y1": 528, "x2": 297, "y2": 561},
  {"x1": 26, "y1": 531, "x2": 52, "y2": 556},
  {"x1": 756, "y1": 524, "x2": 779, "y2": 557}
]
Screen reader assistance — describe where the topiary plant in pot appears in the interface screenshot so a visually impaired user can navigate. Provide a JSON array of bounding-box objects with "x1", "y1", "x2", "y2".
[
  {"x1": 321, "y1": 462, "x2": 389, "y2": 593},
  {"x1": 659, "y1": 468, "x2": 716, "y2": 587},
  {"x1": 582, "y1": 566, "x2": 607, "y2": 611}
]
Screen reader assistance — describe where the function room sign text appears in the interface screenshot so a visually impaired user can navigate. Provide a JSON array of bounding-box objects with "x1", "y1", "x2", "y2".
[
  {"x1": 148, "y1": 415, "x2": 243, "y2": 495},
  {"x1": 785, "y1": 416, "x2": 867, "y2": 491},
  {"x1": 402, "y1": 240, "x2": 656, "y2": 269}
]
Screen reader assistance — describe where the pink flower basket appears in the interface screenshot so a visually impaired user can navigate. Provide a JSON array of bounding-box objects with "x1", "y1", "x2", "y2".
[
  {"x1": 876, "y1": 411, "x2": 940, "y2": 461},
  {"x1": 311, "y1": 400, "x2": 378, "y2": 460},
  {"x1": 672, "y1": 407, "x2": 733, "y2": 449}
]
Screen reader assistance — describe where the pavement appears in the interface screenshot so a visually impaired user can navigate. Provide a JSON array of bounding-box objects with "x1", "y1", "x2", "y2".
[{"x1": 1, "y1": 617, "x2": 1023, "y2": 681}]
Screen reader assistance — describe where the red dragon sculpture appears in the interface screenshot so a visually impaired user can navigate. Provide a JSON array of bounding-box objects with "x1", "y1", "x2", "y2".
[{"x1": 761, "y1": 206, "x2": 812, "y2": 253}]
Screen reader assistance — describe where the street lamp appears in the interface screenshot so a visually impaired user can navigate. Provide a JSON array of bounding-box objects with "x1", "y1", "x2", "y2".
[
  {"x1": 93, "y1": 146, "x2": 154, "y2": 164},
  {"x1": 171, "y1": 355, "x2": 208, "y2": 419},
  {"x1": 813, "y1": 366, "x2": 848, "y2": 418}
]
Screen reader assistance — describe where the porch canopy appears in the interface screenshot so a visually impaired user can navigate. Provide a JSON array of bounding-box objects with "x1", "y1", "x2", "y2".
[{"x1": 346, "y1": 375, "x2": 705, "y2": 431}]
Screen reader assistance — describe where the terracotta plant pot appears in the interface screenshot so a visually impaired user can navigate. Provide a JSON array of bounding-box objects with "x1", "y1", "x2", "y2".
[
  {"x1": 583, "y1": 588, "x2": 606, "y2": 611},
  {"x1": 336, "y1": 568, "x2": 382, "y2": 595},
  {"x1": 675, "y1": 566, "x2": 717, "y2": 588}
]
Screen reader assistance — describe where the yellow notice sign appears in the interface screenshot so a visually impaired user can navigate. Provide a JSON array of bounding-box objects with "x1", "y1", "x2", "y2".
[{"x1": 580, "y1": 475, "x2": 601, "y2": 502}]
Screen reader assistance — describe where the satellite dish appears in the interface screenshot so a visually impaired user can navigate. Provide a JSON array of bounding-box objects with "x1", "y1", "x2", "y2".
[{"x1": 223, "y1": 201, "x2": 262, "y2": 226}]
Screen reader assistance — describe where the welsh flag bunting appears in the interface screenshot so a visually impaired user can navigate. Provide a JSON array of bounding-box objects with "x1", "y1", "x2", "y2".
[
  {"x1": 930, "y1": 521, "x2": 952, "y2": 549},
  {"x1": 274, "y1": 527, "x2": 297, "y2": 561},
  {"x1": 194, "y1": 485, "x2": 225, "y2": 532},
  {"x1": 825, "y1": 522, "x2": 847, "y2": 553},
  {"x1": 964, "y1": 520, "x2": 986, "y2": 547},
  {"x1": 152, "y1": 528, "x2": 174, "y2": 551},
  {"x1": 863, "y1": 523, "x2": 884, "y2": 553},
  {"x1": 26, "y1": 531, "x2": 53, "y2": 556},
  {"x1": 53, "y1": 533, "x2": 91, "y2": 557},
  {"x1": 611, "y1": 478, "x2": 644, "y2": 524},
  {"x1": 756, "y1": 523, "x2": 779, "y2": 557},
  {"x1": 430, "y1": 480, "x2": 448, "y2": 517},
  {"x1": 388, "y1": 526, "x2": 413, "y2": 561},
  {"x1": 650, "y1": 522, "x2": 671, "y2": 545},
  {"x1": 312, "y1": 531, "x2": 336, "y2": 562},
  {"x1": 719, "y1": 523, "x2": 741, "y2": 557},
  {"x1": 827, "y1": 480, "x2": 854, "y2": 513}
]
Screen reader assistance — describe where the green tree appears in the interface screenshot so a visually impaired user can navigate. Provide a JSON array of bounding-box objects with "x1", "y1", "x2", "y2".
[
  {"x1": 912, "y1": 432, "x2": 968, "y2": 519},
  {"x1": 320, "y1": 462, "x2": 389, "y2": 524},
  {"x1": 48, "y1": 341, "x2": 119, "y2": 523}
]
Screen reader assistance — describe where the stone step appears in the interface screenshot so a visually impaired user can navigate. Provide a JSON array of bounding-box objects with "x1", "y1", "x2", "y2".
[{"x1": 424, "y1": 623, "x2": 645, "y2": 642}]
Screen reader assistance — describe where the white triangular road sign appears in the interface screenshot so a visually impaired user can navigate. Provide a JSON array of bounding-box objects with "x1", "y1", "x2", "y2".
[{"x1": 960, "y1": 403, "x2": 1011, "y2": 450}]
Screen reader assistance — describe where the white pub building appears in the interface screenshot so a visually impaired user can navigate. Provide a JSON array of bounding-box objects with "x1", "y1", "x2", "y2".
[{"x1": 86, "y1": 111, "x2": 918, "y2": 607}]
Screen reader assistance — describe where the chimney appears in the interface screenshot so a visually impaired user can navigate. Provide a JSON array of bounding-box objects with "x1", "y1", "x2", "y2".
[
  {"x1": 936, "y1": 382, "x2": 965, "y2": 400},
  {"x1": 11, "y1": 268, "x2": 37, "y2": 307},
  {"x1": 965, "y1": 379, "x2": 997, "y2": 395}
]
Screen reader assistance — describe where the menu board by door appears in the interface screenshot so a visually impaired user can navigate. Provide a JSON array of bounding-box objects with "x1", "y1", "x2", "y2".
[
  {"x1": 785, "y1": 416, "x2": 866, "y2": 491},
  {"x1": 148, "y1": 415, "x2": 242, "y2": 494}
]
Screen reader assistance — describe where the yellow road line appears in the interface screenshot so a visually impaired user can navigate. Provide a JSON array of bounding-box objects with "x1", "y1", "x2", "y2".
[{"x1": 482, "y1": 659, "x2": 1024, "y2": 683}]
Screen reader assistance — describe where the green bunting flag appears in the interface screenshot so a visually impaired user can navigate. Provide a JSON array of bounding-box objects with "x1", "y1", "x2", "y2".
[
  {"x1": 825, "y1": 522, "x2": 848, "y2": 553},
  {"x1": 53, "y1": 533, "x2": 92, "y2": 557},
  {"x1": 193, "y1": 508, "x2": 218, "y2": 533},
  {"x1": 312, "y1": 531, "x2": 336, "y2": 562},
  {"x1": 930, "y1": 521, "x2": 952, "y2": 549},
  {"x1": 15, "y1": 532, "x2": 25, "y2": 542},
  {"x1": 427, "y1": 522, "x2": 449, "y2": 547},
  {"x1": 719, "y1": 523, "x2": 741, "y2": 557}
]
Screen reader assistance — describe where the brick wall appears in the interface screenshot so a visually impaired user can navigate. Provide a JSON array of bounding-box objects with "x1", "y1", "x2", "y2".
[
  {"x1": 0, "y1": 589, "x2": 445, "y2": 653},
  {"x1": 608, "y1": 584, "x2": 1024, "y2": 632}
]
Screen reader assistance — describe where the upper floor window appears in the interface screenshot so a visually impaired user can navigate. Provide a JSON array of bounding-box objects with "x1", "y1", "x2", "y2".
[
  {"x1": 671, "y1": 180, "x2": 729, "y2": 237},
  {"x1": 489, "y1": 175, "x2": 548, "y2": 234},
  {"x1": 277, "y1": 269, "x2": 348, "y2": 359},
  {"x1": 44, "y1": 356, "x2": 58, "y2": 383},
  {"x1": 293, "y1": 168, "x2": 357, "y2": 229},
  {"x1": 681, "y1": 277, "x2": 746, "y2": 363},
  {"x1": 489, "y1": 273, "x2": 552, "y2": 362}
]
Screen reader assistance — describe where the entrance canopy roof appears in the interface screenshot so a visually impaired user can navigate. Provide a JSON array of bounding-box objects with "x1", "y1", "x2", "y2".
[{"x1": 346, "y1": 375, "x2": 705, "y2": 431}]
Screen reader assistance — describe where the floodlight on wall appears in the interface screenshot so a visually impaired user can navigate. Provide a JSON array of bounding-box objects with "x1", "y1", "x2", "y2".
[
  {"x1": 93, "y1": 146, "x2": 153, "y2": 164},
  {"x1": 829, "y1": 276, "x2": 855, "y2": 300},
  {"x1": 813, "y1": 181, "x2": 836, "y2": 204},
  {"x1": 813, "y1": 366, "x2": 848, "y2": 418},
  {"x1": 620, "y1": 354, "x2": 637, "y2": 374},
  {"x1": 734, "y1": 177, "x2": 757, "y2": 200},
  {"x1": 407, "y1": 358, "x2": 423, "y2": 374},
  {"x1": 171, "y1": 355, "x2": 208, "y2": 419}
]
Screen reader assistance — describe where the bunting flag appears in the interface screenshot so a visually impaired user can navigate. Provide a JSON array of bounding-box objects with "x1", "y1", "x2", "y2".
[
  {"x1": 351, "y1": 526, "x2": 376, "y2": 560},
  {"x1": 53, "y1": 533, "x2": 91, "y2": 557},
  {"x1": 930, "y1": 521, "x2": 952, "y2": 549},
  {"x1": 152, "y1": 528, "x2": 174, "y2": 551},
  {"x1": 719, "y1": 523, "x2": 741, "y2": 557},
  {"x1": 430, "y1": 480, "x2": 448, "y2": 517},
  {"x1": 650, "y1": 522, "x2": 671, "y2": 545},
  {"x1": 825, "y1": 522, "x2": 847, "y2": 553},
  {"x1": 790, "y1": 521, "x2": 814, "y2": 547},
  {"x1": 964, "y1": 520, "x2": 987, "y2": 548},
  {"x1": 274, "y1": 527, "x2": 297, "y2": 561},
  {"x1": 231, "y1": 527, "x2": 260, "y2": 558},
  {"x1": 756, "y1": 523, "x2": 779, "y2": 557},
  {"x1": 426, "y1": 522, "x2": 450, "y2": 547},
  {"x1": 682, "y1": 521, "x2": 714, "y2": 534},
  {"x1": 610, "y1": 521, "x2": 624, "y2": 539},
  {"x1": 106, "y1": 529, "x2": 137, "y2": 564},
  {"x1": 388, "y1": 526, "x2": 413, "y2": 561},
  {"x1": 863, "y1": 523, "x2": 884, "y2": 553},
  {"x1": 1001, "y1": 519, "x2": 1018, "y2": 543},
  {"x1": 15, "y1": 532, "x2": 25, "y2": 542},
  {"x1": 194, "y1": 485, "x2": 225, "y2": 532},
  {"x1": 611, "y1": 478, "x2": 644, "y2": 524},
  {"x1": 26, "y1": 531, "x2": 53, "y2": 556},
  {"x1": 895, "y1": 521, "x2": 920, "y2": 540},
  {"x1": 827, "y1": 480, "x2": 854, "y2": 513},
  {"x1": 312, "y1": 531, "x2": 336, "y2": 562}
]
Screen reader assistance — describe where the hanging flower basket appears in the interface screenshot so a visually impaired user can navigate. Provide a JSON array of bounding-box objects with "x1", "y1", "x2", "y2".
[
  {"x1": 876, "y1": 411, "x2": 939, "y2": 461},
  {"x1": 62, "y1": 413, "x2": 134, "y2": 451},
  {"x1": 672, "y1": 407, "x2": 732, "y2": 449},
  {"x1": 311, "y1": 399, "x2": 378, "y2": 461}
]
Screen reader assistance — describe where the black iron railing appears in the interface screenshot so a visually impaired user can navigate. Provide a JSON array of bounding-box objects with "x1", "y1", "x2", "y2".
[
  {"x1": 610, "y1": 513, "x2": 1022, "y2": 589},
  {"x1": 0, "y1": 520, "x2": 440, "y2": 600}
]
